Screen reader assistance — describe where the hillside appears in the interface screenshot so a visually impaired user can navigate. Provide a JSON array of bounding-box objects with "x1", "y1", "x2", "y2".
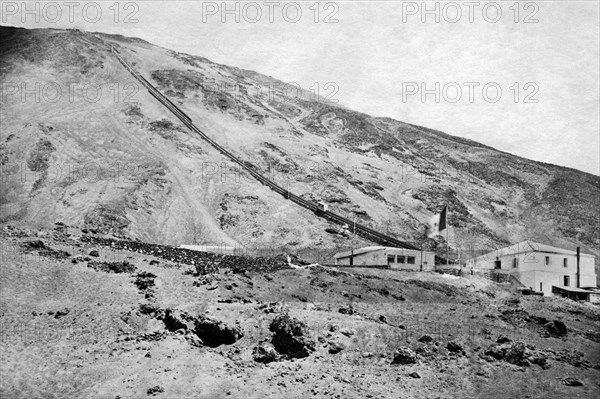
[
  {"x1": 1, "y1": 26, "x2": 599, "y2": 261},
  {"x1": 1, "y1": 224, "x2": 599, "y2": 398}
]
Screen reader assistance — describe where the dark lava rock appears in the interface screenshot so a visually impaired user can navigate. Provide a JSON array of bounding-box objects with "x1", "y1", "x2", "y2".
[
  {"x1": 139, "y1": 303, "x2": 160, "y2": 316},
  {"x1": 391, "y1": 293, "x2": 405, "y2": 301},
  {"x1": 134, "y1": 271, "x2": 157, "y2": 290},
  {"x1": 23, "y1": 240, "x2": 71, "y2": 260},
  {"x1": 418, "y1": 334, "x2": 433, "y2": 343},
  {"x1": 408, "y1": 372, "x2": 421, "y2": 379},
  {"x1": 194, "y1": 316, "x2": 243, "y2": 347},
  {"x1": 269, "y1": 314, "x2": 316, "y2": 358},
  {"x1": 25, "y1": 240, "x2": 48, "y2": 250},
  {"x1": 338, "y1": 305, "x2": 356, "y2": 315},
  {"x1": 379, "y1": 315, "x2": 387, "y2": 323},
  {"x1": 89, "y1": 250, "x2": 100, "y2": 257},
  {"x1": 505, "y1": 343, "x2": 528, "y2": 366},
  {"x1": 149, "y1": 260, "x2": 159, "y2": 266},
  {"x1": 88, "y1": 260, "x2": 136, "y2": 274},
  {"x1": 527, "y1": 350, "x2": 549, "y2": 368},
  {"x1": 446, "y1": 341, "x2": 464, "y2": 354},
  {"x1": 54, "y1": 308, "x2": 70, "y2": 319},
  {"x1": 252, "y1": 341, "x2": 280, "y2": 363},
  {"x1": 328, "y1": 340, "x2": 346, "y2": 354},
  {"x1": 392, "y1": 347, "x2": 417, "y2": 365},
  {"x1": 497, "y1": 335, "x2": 511, "y2": 344},
  {"x1": 163, "y1": 308, "x2": 195, "y2": 332},
  {"x1": 545, "y1": 320, "x2": 567, "y2": 337},
  {"x1": 484, "y1": 344, "x2": 507, "y2": 360},
  {"x1": 147, "y1": 385, "x2": 164, "y2": 395},
  {"x1": 80, "y1": 235, "x2": 289, "y2": 275},
  {"x1": 562, "y1": 377, "x2": 583, "y2": 386}
]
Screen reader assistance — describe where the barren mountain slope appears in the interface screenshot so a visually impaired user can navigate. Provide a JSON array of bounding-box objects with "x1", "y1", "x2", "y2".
[{"x1": 1, "y1": 26, "x2": 598, "y2": 260}]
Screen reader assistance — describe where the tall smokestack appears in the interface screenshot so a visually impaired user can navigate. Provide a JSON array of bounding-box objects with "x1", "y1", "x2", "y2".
[{"x1": 576, "y1": 247, "x2": 580, "y2": 288}]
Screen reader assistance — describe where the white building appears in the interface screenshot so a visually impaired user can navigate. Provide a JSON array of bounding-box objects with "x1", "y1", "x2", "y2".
[
  {"x1": 465, "y1": 241, "x2": 597, "y2": 297},
  {"x1": 334, "y1": 246, "x2": 435, "y2": 270}
]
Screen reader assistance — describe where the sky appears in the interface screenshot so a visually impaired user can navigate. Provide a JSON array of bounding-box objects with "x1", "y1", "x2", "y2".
[{"x1": 2, "y1": 0, "x2": 599, "y2": 175}]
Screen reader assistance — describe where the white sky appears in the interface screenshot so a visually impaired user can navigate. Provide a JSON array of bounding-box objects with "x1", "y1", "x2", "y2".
[{"x1": 3, "y1": 0, "x2": 599, "y2": 174}]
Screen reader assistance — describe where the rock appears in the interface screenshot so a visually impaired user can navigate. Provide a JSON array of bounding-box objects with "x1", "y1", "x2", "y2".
[
  {"x1": 505, "y1": 343, "x2": 528, "y2": 366},
  {"x1": 147, "y1": 385, "x2": 164, "y2": 396},
  {"x1": 496, "y1": 335, "x2": 511, "y2": 344},
  {"x1": 134, "y1": 272, "x2": 157, "y2": 290},
  {"x1": 545, "y1": 320, "x2": 567, "y2": 337},
  {"x1": 484, "y1": 344, "x2": 506, "y2": 360},
  {"x1": 89, "y1": 250, "x2": 100, "y2": 257},
  {"x1": 408, "y1": 372, "x2": 421, "y2": 379},
  {"x1": 329, "y1": 324, "x2": 339, "y2": 332},
  {"x1": 562, "y1": 377, "x2": 583, "y2": 386},
  {"x1": 194, "y1": 316, "x2": 244, "y2": 347},
  {"x1": 338, "y1": 305, "x2": 356, "y2": 315},
  {"x1": 526, "y1": 350, "x2": 548, "y2": 368},
  {"x1": 163, "y1": 309, "x2": 195, "y2": 332},
  {"x1": 149, "y1": 260, "x2": 159, "y2": 266},
  {"x1": 418, "y1": 335, "x2": 433, "y2": 343},
  {"x1": 139, "y1": 303, "x2": 160, "y2": 316},
  {"x1": 446, "y1": 341, "x2": 464, "y2": 354},
  {"x1": 88, "y1": 260, "x2": 136, "y2": 274},
  {"x1": 340, "y1": 328, "x2": 355, "y2": 337},
  {"x1": 54, "y1": 308, "x2": 70, "y2": 319},
  {"x1": 260, "y1": 302, "x2": 286, "y2": 314},
  {"x1": 328, "y1": 340, "x2": 346, "y2": 354},
  {"x1": 269, "y1": 314, "x2": 316, "y2": 358},
  {"x1": 392, "y1": 347, "x2": 417, "y2": 365},
  {"x1": 379, "y1": 315, "x2": 387, "y2": 323},
  {"x1": 253, "y1": 341, "x2": 280, "y2": 363}
]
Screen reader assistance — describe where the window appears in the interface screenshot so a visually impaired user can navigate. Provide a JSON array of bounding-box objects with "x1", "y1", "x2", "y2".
[
  {"x1": 540, "y1": 283, "x2": 543, "y2": 292},
  {"x1": 545, "y1": 256, "x2": 550, "y2": 266},
  {"x1": 512, "y1": 258, "x2": 518, "y2": 268},
  {"x1": 407, "y1": 256, "x2": 416, "y2": 264},
  {"x1": 564, "y1": 275, "x2": 570, "y2": 286},
  {"x1": 387, "y1": 255, "x2": 395, "y2": 265},
  {"x1": 563, "y1": 258, "x2": 568, "y2": 268},
  {"x1": 398, "y1": 256, "x2": 406, "y2": 264}
]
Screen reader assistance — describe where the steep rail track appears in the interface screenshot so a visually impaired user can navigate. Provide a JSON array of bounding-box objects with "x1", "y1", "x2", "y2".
[{"x1": 105, "y1": 39, "x2": 419, "y2": 251}]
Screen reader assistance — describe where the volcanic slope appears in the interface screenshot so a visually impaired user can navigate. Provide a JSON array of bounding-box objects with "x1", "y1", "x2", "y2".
[{"x1": 1, "y1": 26, "x2": 599, "y2": 261}]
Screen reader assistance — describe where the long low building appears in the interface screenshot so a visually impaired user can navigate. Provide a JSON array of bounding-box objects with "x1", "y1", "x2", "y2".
[
  {"x1": 334, "y1": 246, "x2": 435, "y2": 270},
  {"x1": 465, "y1": 241, "x2": 597, "y2": 297}
]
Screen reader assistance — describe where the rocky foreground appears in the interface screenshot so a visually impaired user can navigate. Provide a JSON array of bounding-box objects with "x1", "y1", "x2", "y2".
[{"x1": 1, "y1": 223, "x2": 599, "y2": 398}]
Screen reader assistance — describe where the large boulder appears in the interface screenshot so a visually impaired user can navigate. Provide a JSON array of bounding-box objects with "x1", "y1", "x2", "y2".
[
  {"x1": 545, "y1": 320, "x2": 567, "y2": 337},
  {"x1": 194, "y1": 316, "x2": 244, "y2": 347},
  {"x1": 446, "y1": 340, "x2": 465, "y2": 355},
  {"x1": 269, "y1": 315, "x2": 316, "y2": 358},
  {"x1": 505, "y1": 342, "x2": 528, "y2": 366},
  {"x1": 484, "y1": 344, "x2": 507, "y2": 360},
  {"x1": 392, "y1": 347, "x2": 417, "y2": 365}
]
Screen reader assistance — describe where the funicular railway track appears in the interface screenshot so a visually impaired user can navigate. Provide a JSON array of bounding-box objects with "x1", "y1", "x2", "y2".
[{"x1": 108, "y1": 41, "x2": 419, "y2": 251}]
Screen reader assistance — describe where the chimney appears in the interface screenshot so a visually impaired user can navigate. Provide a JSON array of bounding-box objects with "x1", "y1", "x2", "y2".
[{"x1": 576, "y1": 247, "x2": 580, "y2": 288}]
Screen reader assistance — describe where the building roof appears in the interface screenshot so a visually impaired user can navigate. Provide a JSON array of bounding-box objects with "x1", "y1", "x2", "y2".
[
  {"x1": 551, "y1": 286, "x2": 592, "y2": 294},
  {"x1": 470, "y1": 240, "x2": 594, "y2": 261},
  {"x1": 334, "y1": 246, "x2": 426, "y2": 259}
]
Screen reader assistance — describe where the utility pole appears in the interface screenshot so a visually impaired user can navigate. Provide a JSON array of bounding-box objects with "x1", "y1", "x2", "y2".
[{"x1": 576, "y1": 246, "x2": 580, "y2": 288}]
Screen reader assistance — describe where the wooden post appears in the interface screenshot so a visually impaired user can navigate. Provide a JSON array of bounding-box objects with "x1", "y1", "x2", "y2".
[{"x1": 576, "y1": 246, "x2": 580, "y2": 288}]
